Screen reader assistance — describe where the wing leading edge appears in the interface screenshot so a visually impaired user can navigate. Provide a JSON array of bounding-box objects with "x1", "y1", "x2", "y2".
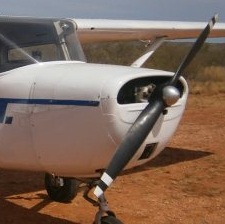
[{"x1": 74, "y1": 19, "x2": 225, "y2": 43}]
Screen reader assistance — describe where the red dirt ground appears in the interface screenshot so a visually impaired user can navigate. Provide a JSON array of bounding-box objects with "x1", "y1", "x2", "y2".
[{"x1": 0, "y1": 94, "x2": 225, "y2": 224}]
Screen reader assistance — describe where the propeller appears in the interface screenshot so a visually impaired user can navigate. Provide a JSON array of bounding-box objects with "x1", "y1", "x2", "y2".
[{"x1": 94, "y1": 14, "x2": 218, "y2": 198}]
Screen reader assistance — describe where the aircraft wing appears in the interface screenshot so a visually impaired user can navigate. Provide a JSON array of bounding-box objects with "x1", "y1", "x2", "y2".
[{"x1": 74, "y1": 19, "x2": 225, "y2": 43}]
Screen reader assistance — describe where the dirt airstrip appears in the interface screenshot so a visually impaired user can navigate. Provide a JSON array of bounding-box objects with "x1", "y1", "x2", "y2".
[{"x1": 0, "y1": 94, "x2": 225, "y2": 224}]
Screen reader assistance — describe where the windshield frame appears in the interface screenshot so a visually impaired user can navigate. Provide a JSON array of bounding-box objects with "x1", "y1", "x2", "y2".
[{"x1": 0, "y1": 17, "x2": 86, "y2": 72}]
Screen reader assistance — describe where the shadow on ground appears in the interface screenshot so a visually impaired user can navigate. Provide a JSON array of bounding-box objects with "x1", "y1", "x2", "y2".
[
  {"x1": 123, "y1": 147, "x2": 213, "y2": 175},
  {"x1": 0, "y1": 171, "x2": 78, "y2": 224}
]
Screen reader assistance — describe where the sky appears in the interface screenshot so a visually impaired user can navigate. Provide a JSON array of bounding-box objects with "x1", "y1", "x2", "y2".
[{"x1": 0, "y1": 0, "x2": 224, "y2": 22}]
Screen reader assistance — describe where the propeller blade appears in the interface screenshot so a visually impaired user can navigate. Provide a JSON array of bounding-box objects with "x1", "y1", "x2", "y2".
[
  {"x1": 94, "y1": 14, "x2": 218, "y2": 198},
  {"x1": 170, "y1": 14, "x2": 218, "y2": 85}
]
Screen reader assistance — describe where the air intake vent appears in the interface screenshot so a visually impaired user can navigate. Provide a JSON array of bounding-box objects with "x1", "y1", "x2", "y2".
[
  {"x1": 117, "y1": 77, "x2": 184, "y2": 104},
  {"x1": 138, "y1": 143, "x2": 158, "y2": 160}
]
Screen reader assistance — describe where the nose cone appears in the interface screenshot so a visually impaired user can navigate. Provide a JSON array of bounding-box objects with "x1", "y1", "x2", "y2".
[{"x1": 162, "y1": 86, "x2": 180, "y2": 106}]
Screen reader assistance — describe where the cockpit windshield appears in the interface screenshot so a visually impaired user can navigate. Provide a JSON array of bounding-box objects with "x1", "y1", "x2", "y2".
[{"x1": 0, "y1": 17, "x2": 86, "y2": 72}]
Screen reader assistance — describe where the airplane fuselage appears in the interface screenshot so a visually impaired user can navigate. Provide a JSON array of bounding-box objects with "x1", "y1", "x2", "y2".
[{"x1": 0, "y1": 61, "x2": 188, "y2": 178}]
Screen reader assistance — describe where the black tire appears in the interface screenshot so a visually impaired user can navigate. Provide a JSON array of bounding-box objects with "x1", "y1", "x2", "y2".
[
  {"x1": 101, "y1": 216, "x2": 124, "y2": 224},
  {"x1": 45, "y1": 173, "x2": 79, "y2": 203}
]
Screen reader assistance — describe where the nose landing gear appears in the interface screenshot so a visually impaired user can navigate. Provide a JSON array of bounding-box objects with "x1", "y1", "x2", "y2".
[
  {"x1": 83, "y1": 182, "x2": 124, "y2": 224},
  {"x1": 45, "y1": 174, "x2": 123, "y2": 224}
]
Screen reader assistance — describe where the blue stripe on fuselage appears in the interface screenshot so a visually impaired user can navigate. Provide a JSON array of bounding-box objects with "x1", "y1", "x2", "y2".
[{"x1": 0, "y1": 98, "x2": 100, "y2": 124}]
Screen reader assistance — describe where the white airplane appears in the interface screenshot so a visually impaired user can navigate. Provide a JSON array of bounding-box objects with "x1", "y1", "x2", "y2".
[{"x1": 0, "y1": 14, "x2": 224, "y2": 224}]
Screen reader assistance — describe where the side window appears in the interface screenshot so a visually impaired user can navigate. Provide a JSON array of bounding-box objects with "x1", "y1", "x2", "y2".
[{"x1": 8, "y1": 44, "x2": 59, "y2": 62}]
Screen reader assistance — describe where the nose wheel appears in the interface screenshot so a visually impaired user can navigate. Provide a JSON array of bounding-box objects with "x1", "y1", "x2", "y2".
[
  {"x1": 83, "y1": 182, "x2": 124, "y2": 224},
  {"x1": 100, "y1": 216, "x2": 123, "y2": 224},
  {"x1": 94, "y1": 195, "x2": 123, "y2": 224}
]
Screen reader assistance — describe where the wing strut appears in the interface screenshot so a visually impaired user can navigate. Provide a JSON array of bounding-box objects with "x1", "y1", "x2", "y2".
[{"x1": 131, "y1": 36, "x2": 166, "y2": 68}]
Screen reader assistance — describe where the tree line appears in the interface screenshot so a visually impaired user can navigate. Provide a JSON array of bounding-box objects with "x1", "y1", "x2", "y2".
[{"x1": 83, "y1": 41, "x2": 225, "y2": 82}]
